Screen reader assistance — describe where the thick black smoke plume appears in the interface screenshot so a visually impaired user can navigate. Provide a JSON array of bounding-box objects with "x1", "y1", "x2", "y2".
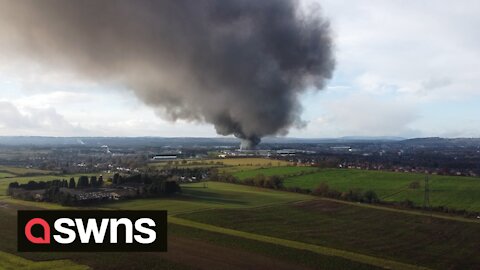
[{"x1": 0, "y1": 0, "x2": 334, "y2": 148}]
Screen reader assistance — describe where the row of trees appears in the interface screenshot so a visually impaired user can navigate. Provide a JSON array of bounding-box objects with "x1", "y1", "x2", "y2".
[
  {"x1": 209, "y1": 172, "x2": 380, "y2": 204},
  {"x1": 9, "y1": 179, "x2": 69, "y2": 190},
  {"x1": 393, "y1": 199, "x2": 480, "y2": 218},
  {"x1": 112, "y1": 172, "x2": 166, "y2": 185},
  {"x1": 311, "y1": 182, "x2": 480, "y2": 218},
  {"x1": 8, "y1": 173, "x2": 181, "y2": 206},
  {"x1": 112, "y1": 173, "x2": 181, "y2": 195},
  {"x1": 8, "y1": 175, "x2": 105, "y2": 191},
  {"x1": 312, "y1": 182, "x2": 380, "y2": 203},
  {"x1": 209, "y1": 172, "x2": 284, "y2": 189},
  {"x1": 73, "y1": 176, "x2": 104, "y2": 188},
  {"x1": 43, "y1": 186, "x2": 75, "y2": 205}
]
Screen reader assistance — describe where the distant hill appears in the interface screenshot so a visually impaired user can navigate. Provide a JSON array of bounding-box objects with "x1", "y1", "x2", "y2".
[
  {"x1": 0, "y1": 136, "x2": 478, "y2": 147},
  {"x1": 0, "y1": 136, "x2": 238, "y2": 147},
  {"x1": 399, "y1": 137, "x2": 480, "y2": 147}
]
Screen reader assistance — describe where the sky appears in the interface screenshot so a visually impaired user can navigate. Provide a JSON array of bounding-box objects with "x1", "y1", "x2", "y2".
[{"x1": 0, "y1": 0, "x2": 479, "y2": 138}]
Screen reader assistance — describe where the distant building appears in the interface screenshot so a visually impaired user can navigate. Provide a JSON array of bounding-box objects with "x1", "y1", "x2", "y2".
[
  {"x1": 331, "y1": 146, "x2": 352, "y2": 152},
  {"x1": 110, "y1": 192, "x2": 121, "y2": 200},
  {"x1": 276, "y1": 149, "x2": 297, "y2": 156},
  {"x1": 101, "y1": 145, "x2": 112, "y2": 154},
  {"x1": 152, "y1": 154, "x2": 178, "y2": 160}
]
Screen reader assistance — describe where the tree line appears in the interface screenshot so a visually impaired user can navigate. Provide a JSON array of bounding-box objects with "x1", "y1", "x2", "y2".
[{"x1": 209, "y1": 172, "x2": 380, "y2": 204}]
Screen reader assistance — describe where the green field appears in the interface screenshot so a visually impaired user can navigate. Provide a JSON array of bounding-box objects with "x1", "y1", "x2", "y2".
[
  {"x1": 0, "y1": 206, "x2": 189, "y2": 270},
  {"x1": 0, "y1": 165, "x2": 54, "y2": 176},
  {"x1": 202, "y1": 158, "x2": 292, "y2": 166},
  {"x1": 0, "y1": 203, "x2": 381, "y2": 270},
  {"x1": 170, "y1": 223, "x2": 380, "y2": 270},
  {"x1": 0, "y1": 180, "x2": 382, "y2": 270},
  {"x1": 284, "y1": 168, "x2": 480, "y2": 212},
  {"x1": 0, "y1": 173, "x2": 112, "y2": 198},
  {"x1": 0, "y1": 165, "x2": 54, "y2": 181},
  {"x1": 178, "y1": 199, "x2": 480, "y2": 270},
  {"x1": 0, "y1": 172, "x2": 16, "y2": 179},
  {"x1": 2, "y1": 164, "x2": 480, "y2": 270},
  {"x1": 150, "y1": 157, "x2": 296, "y2": 175},
  {"x1": 101, "y1": 181, "x2": 312, "y2": 214},
  {"x1": 232, "y1": 166, "x2": 319, "y2": 180},
  {"x1": 0, "y1": 251, "x2": 88, "y2": 270},
  {"x1": 150, "y1": 157, "x2": 292, "y2": 169}
]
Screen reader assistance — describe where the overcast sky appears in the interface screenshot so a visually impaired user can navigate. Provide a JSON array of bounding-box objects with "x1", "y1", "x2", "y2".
[{"x1": 0, "y1": 0, "x2": 479, "y2": 138}]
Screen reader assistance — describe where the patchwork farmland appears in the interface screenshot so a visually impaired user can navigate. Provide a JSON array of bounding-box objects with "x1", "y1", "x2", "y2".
[{"x1": 1, "y1": 159, "x2": 479, "y2": 269}]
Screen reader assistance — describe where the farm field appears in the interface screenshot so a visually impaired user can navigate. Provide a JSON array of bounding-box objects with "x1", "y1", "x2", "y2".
[
  {"x1": 0, "y1": 184, "x2": 380, "y2": 270},
  {"x1": 178, "y1": 199, "x2": 480, "y2": 270},
  {"x1": 232, "y1": 166, "x2": 319, "y2": 180},
  {"x1": 101, "y1": 181, "x2": 312, "y2": 214},
  {"x1": 2, "y1": 164, "x2": 480, "y2": 270},
  {"x1": 0, "y1": 172, "x2": 15, "y2": 179},
  {"x1": 150, "y1": 157, "x2": 292, "y2": 169},
  {"x1": 0, "y1": 251, "x2": 88, "y2": 270},
  {"x1": 149, "y1": 162, "x2": 219, "y2": 169},
  {"x1": 201, "y1": 158, "x2": 292, "y2": 166},
  {"x1": 169, "y1": 223, "x2": 380, "y2": 270},
  {"x1": 0, "y1": 205, "x2": 190, "y2": 270},
  {"x1": 0, "y1": 165, "x2": 54, "y2": 181},
  {"x1": 0, "y1": 173, "x2": 112, "y2": 198},
  {"x1": 0, "y1": 205, "x2": 379, "y2": 270},
  {"x1": 217, "y1": 165, "x2": 265, "y2": 174},
  {"x1": 284, "y1": 169, "x2": 480, "y2": 212},
  {"x1": 149, "y1": 157, "x2": 296, "y2": 175},
  {"x1": 0, "y1": 165, "x2": 54, "y2": 176}
]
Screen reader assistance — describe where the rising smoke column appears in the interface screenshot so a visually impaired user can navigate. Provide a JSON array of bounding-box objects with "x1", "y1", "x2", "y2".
[{"x1": 0, "y1": 0, "x2": 334, "y2": 149}]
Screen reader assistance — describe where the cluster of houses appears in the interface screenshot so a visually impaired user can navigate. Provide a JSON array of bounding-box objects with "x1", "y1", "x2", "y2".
[
  {"x1": 9, "y1": 185, "x2": 139, "y2": 203},
  {"x1": 65, "y1": 185, "x2": 141, "y2": 202},
  {"x1": 337, "y1": 163, "x2": 479, "y2": 177}
]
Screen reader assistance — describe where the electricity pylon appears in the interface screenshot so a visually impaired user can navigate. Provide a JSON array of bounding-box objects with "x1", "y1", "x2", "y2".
[{"x1": 423, "y1": 175, "x2": 430, "y2": 208}]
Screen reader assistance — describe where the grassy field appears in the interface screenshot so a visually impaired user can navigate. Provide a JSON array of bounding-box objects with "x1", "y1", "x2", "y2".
[
  {"x1": 0, "y1": 165, "x2": 53, "y2": 176},
  {"x1": 284, "y1": 168, "x2": 480, "y2": 212},
  {"x1": 0, "y1": 206, "x2": 189, "y2": 270},
  {"x1": 170, "y1": 216, "x2": 425, "y2": 270},
  {"x1": 170, "y1": 223, "x2": 381, "y2": 270},
  {"x1": 149, "y1": 157, "x2": 295, "y2": 175},
  {"x1": 0, "y1": 172, "x2": 16, "y2": 178},
  {"x1": 0, "y1": 204, "x2": 381, "y2": 270},
  {"x1": 178, "y1": 199, "x2": 480, "y2": 270},
  {"x1": 0, "y1": 165, "x2": 54, "y2": 180},
  {"x1": 210, "y1": 158, "x2": 292, "y2": 166},
  {"x1": 232, "y1": 166, "x2": 319, "y2": 180},
  {"x1": 2, "y1": 163, "x2": 480, "y2": 270},
  {"x1": 0, "y1": 173, "x2": 111, "y2": 198},
  {"x1": 149, "y1": 162, "x2": 219, "y2": 169},
  {"x1": 0, "y1": 251, "x2": 89, "y2": 270},
  {"x1": 0, "y1": 190, "x2": 379, "y2": 270},
  {"x1": 101, "y1": 181, "x2": 312, "y2": 214},
  {"x1": 150, "y1": 157, "x2": 292, "y2": 169}
]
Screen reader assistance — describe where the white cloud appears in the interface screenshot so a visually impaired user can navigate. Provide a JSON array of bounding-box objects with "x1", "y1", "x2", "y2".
[
  {"x1": 296, "y1": 94, "x2": 420, "y2": 138},
  {"x1": 319, "y1": 0, "x2": 480, "y2": 100},
  {"x1": 13, "y1": 91, "x2": 91, "y2": 108},
  {"x1": 0, "y1": 101, "x2": 87, "y2": 136}
]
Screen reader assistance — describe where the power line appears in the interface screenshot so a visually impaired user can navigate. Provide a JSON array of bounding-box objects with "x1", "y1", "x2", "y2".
[{"x1": 423, "y1": 175, "x2": 430, "y2": 208}]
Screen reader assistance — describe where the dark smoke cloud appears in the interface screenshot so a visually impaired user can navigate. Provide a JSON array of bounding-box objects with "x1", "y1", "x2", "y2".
[{"x1": 0, "y1": 0, "x2": 334, "y2": 148}]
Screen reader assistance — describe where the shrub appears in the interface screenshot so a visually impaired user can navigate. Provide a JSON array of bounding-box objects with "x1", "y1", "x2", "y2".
[
  {"x1": 363, "y1": 190, "x2": 379, "y2": 203},
  {"x1": 400, "y1": 199, "x2": 415, "y2": 208},
  {"x1": 312, "y1": 182, "x2": 329, "y2": 196},
  {"x1": 408, "y1": 180, "x2": 421, "y2": 189}
]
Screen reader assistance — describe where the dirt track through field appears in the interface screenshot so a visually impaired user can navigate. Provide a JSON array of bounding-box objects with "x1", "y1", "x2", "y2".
[
  {"x1": 161, "y1": 236, "x2": 311, "y2": 270},
  {"x1": 169, "y1": 217, "x2": 431, "y2": 270}
]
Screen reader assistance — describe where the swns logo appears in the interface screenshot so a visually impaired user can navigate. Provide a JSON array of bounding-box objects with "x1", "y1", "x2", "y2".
[{"x1": 18, "y1": 210, "x2": 167, "y2": 252}]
